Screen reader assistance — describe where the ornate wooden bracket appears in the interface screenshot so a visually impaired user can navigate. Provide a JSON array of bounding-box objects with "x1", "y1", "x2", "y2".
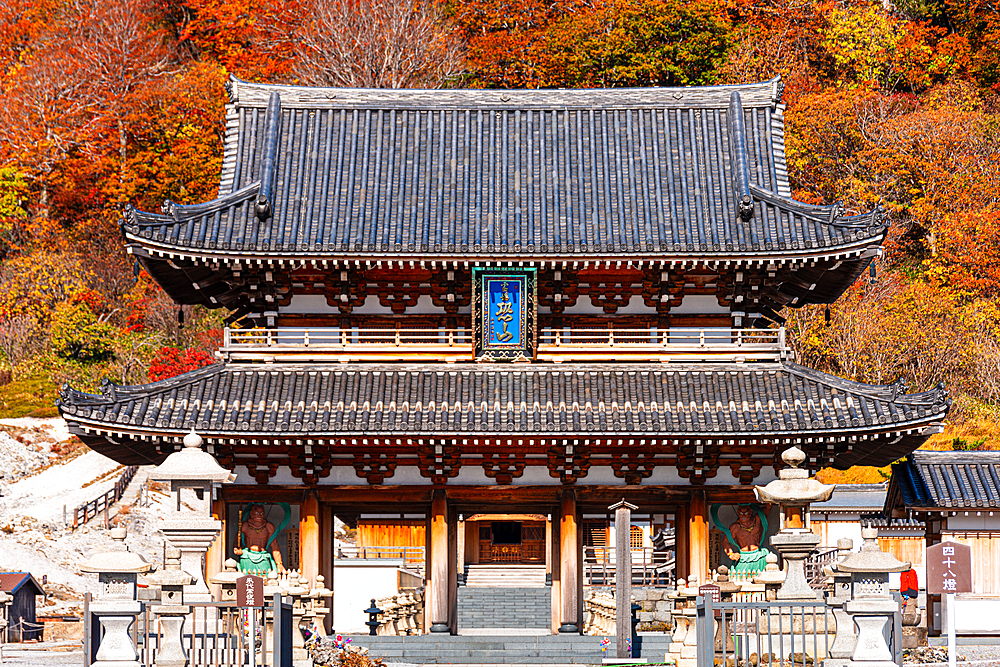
[
  {"x1": 481, "y1": 453, "x2": 526, "y2": 485},
  {"x1": 417, "y1": 443, "x2": 461, "y2": 485},
  {"x1": 677, "y1": 444, "x2": 720, "y2": 485},
  {"x1": 289, "y1": 446, "x2": 333, "y2": 485},
  {"x1": 246, "y1": 460, "x2": 280, "y2": 485},
  {"x1": 353, "y1": 453, "x2": 398, "y2": 485},
  {"x1": 546, "y1": 443, "x2": 590, "y2": 484},
  {"x1": 610, "y1": 452, "x2": 656, "y2": 485},
  {"x1": 727, "y1": 460, "x2": 763, "y2": 485}
]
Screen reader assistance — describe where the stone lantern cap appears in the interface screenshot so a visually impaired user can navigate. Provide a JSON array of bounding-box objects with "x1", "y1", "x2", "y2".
[
  {"x1": 209, "y1": 559, "x2": 241, "y2": 586},
  {"x1": 0, "y1": 591, "x2": 11, "y2": 604},
  {"x1": 148, "y1": 430, "x2": 236, "y2": 484},
  {"x1": 837, "y1": 528, "x2": 909, "y2": 574},
  {"x1": 80, "y1": 528, "x2": 154, "y2": 574},
  {"x1": 754, "y1": 446, "x2": 834, "y2": 505},
  {"x1": 145, "y1": 549, "x2": 194, "y2": 588}
]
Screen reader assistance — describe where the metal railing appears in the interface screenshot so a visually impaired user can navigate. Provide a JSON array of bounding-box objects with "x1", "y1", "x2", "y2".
[
  {"x1": 84, "y1": 595, "x2": 291, "y2": 667},
  {"x1": 222, "y1": 326, "x2": 790, "y2": 362},
  {"x1": 694, "y1": 595, "x2": 902, "y2": 667},
  {"x1": 583, "y1": 547, "x2": 675, "y2": 586},
  {"x1": 804, "y1": 547, "x2": 840, "y2": 588},
  {"x1": 335, "y1": 545, "x2": 425, "y2": 569},
  {"x1": 73, "y1": 465, "x2": 138, "y2": 529}
]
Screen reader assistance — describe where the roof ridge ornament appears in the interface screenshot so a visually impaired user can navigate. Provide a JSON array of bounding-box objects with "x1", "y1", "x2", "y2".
[
  {"x1": 255, "y1": 92, "x2": 282, "y2": 222},
  {"x1": 728, "y1": 92, "x2": 755, "y2": 222}
]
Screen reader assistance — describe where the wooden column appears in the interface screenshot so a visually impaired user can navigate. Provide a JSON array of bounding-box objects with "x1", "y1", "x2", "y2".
[
  {"x1": 429, "y1": 490, "x2": 450, "y2": 633},
  {"x1": 688, "y1": 490, "x2": 709, "y2": 585},
  {"x1": 448, "y1": 509, "x2": 459, "y2": 634},
  {"x1": 675, "y1": 505, "x2": 689, "y2": 581},
  {"x1": 206, "y1": 498, "x2": 225, "y2": 600},
  {"x1": 321, "y1": 504, "x2": 334, "y2": 633},
  {"x1": 300, "y1": 493, "x2": 321, "y2": 585},
  {"x1": 559, "y1": 490, "x2": 580, "y2": 633},
  {"x1": 549, "y1": 513, "x2": 561, "y2": 633}
]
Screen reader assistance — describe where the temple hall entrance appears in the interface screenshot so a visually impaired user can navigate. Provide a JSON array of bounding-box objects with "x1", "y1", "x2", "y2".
[
  {"x1": 459, "y1": 514, "x2": 551, "y2": 633},
  {"x1": 475, "y1": 518, "x2": 546, "y2": 564}
]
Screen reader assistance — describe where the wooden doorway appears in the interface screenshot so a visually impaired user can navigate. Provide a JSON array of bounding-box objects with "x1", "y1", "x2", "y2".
[{"x1": 468, "y1": 515, "x2": 546, "y2": 564}]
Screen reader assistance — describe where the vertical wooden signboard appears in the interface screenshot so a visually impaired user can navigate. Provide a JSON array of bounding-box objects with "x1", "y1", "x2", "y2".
[{"x1": 926, "y1": 541, "x2": 972, "y2": 667}]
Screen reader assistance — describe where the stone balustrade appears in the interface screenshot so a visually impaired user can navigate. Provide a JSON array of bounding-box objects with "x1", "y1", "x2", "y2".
[
  {"x1": 374, "y1": 590, "x2": 424, "y2": 636},
  {"x1": 583, "y1": 589, "x2": 617, "y2": 635}
]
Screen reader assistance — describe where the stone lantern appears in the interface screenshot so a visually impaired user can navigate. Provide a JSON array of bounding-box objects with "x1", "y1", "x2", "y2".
[
  {"x1": 79, "y1": 527, "x2": 154, "y2": 667},
  {"x1": 209, "y1": 558, "x2": 242, "y2": 604},
  {"x1": 149, "y1": 429, "x2": 235, "y2": 602},
  {"x1": 836, "y1": 528, "x2": 909, "y2": 667},
  {"x1": 0, "y1": 590, "x2": 10, "y2": 637},
  {"x1": 755, "y1": 446, "x2": 834, "y2": 600},
  {"x1": 145, "y1": 548, "x2": 195, "y2": 667},
  {"x1": 824, "y1": 538, "x2": 857, "y2": 667}
]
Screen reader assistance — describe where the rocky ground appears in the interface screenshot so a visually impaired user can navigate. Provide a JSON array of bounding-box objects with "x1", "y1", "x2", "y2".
[{"x1": 0, "y1": 417, "x2": 170, "y2": 618}]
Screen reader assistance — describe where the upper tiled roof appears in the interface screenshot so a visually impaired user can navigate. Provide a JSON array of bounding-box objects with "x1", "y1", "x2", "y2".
[
  {"x1": 123, "y1": 77, "x2": 885, "y2": 264},
  {"x1": 811, "y1": 483, "x2": 888, "y2": 512},
  {"x1": 59, "y1": 361, "x2": 949, "y2": 468},
  {"x1": 888, "y1": 451, "x2": 1000, "y2": 510}
]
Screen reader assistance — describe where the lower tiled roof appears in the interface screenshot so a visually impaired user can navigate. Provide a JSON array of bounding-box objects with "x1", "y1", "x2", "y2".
[
  {"x1": 889, "y1": 451, "x2": 1000, "y2": 509},
  {"x1": 58, "y1": 361, "x2": 949, "y2": 470}
]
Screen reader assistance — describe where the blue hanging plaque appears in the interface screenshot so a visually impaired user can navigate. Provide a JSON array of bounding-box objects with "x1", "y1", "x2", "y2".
[{"x1": 473, "y1": 268, "x2": 536, "y2": 361}]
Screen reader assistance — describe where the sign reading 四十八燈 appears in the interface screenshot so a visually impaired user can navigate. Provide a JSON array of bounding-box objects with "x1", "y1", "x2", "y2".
[
  {"x1": 472, "y1": 267, "x2": 536, "y2": 362},
  {"x1": 926, "y1": 541, "x2": 971, "y2": 595}
]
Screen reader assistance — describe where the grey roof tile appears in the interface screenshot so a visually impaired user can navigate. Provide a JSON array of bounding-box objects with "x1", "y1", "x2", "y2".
[
  {"x1": 59, "y1": 361, "x2": 950, "y2": 468},
  {"x1": 122, "y1": 78, "x2": 885, "y2": 261}
]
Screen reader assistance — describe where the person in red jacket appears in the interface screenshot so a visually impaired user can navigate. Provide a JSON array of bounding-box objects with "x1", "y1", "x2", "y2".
[{"x1": 900, "y1": 566, "x2": 919, "y2": 617}]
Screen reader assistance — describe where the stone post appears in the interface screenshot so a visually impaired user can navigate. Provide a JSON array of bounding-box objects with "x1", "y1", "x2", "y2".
[
  {"x1": 825, "y1": 538, "x2": 856, "y2": 667},
  {"x1": 837, "y1": 528, "x2": 909, "y2": 667},
  {"x1": 754, "y1": 447, "x2": 834, "y2": 601},
  {"x1": 753, "y1": 553, "x2": 786, "y2": 600},
  {"x1": 0, "y1": 590, "x2": 11, "y2": 641},
  {"x1": 715, "y1": 567, "x2": 740, "y2": 652},
  {"x1": 610, "y1": 499, "x2": 637, "y2": 658},
  {"x1": 146, "y1": 548, "x2": 196, "y2": 667},
  {"x1": 79, "y1": 528, "x2": 154, "y2": 667},
  {"x1": 148, "y1": 430, "x2": 235, "y2": 603}
]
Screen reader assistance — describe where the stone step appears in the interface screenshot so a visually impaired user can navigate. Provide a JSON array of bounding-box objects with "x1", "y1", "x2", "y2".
[
  {"x1": 344, "y1": 634, "x2": 674, "y2": 664},
  {"x1": 463, "y1": 565, "x2": 548, "y2": 588},
  {"x1": 458, "y1": 587, "x2": 552, "y2": 629}
]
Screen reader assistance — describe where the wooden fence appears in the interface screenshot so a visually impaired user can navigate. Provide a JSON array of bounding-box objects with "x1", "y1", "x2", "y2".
[{"x1": 72, "y1": 465, "x2": 138, "y2": 529}]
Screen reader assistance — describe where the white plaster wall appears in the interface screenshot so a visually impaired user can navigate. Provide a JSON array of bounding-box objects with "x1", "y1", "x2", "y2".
[
  {"x1": 330, "y1": 561, "x2": 408, "y2": 633},
  {"x1": 235, "y1": 464, "x2": 778, "y2": 487},
  {"x1": 946, "y1": 513, "x2": 1000, "y2": 530},
  {"x1": 949, "y1": 595, "x2": 1000, "y2": 635},
  {"x1": 669, "y1": 294, "x2": 728, "y2": 315}
]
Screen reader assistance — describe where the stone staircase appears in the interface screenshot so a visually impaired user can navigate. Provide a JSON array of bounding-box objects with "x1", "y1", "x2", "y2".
[
  {"x1": 459, "y1": 565, "x2": 550, "y2": 629},
  {"x1": 462, "y1": 564, "x2": 547, "y2": 588},
  {"x1": 345, "y1": 633, "x2": 675, "y2": 664},
  {"x1": 458, "y1": 587, "x2": 552, "y2": 629}
]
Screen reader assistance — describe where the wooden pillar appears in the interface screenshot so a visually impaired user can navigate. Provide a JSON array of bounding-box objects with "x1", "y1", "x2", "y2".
[
  {"x1": 321, "y1": 504, "x2": 334, "y2": 634},
  {"x1": 675, "y1": 505, "x2": 689, "y2": 581},
  {"x1": 925, "y1": 512, "x2": 943, "y2": 636},
  {"x1": 429, "y1": 490, "x2": 450, "y2": 633},
  {"x1": 206, "y1": 498, "x2": 225, "y2": 600},
  {"x1": 300, "y1": 493, "x2": 321, "y2": 585},
  {"x1": 688, "y1": 490, "x2": 708, "y2": 586},
  {"x1": 550, "y1": 513, "x2": 561, "y2": 634},
  {"x1": 559, "y1": 490, "x2": 580, "y2": 633},
  {"x1": 448, "y1": 509, "x2": 459, "y2": 634}
]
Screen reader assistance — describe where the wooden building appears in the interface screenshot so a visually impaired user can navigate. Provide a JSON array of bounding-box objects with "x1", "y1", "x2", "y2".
[
  {"x1": 0, "y1": 572, "x2": 44, "y2": 642},
  {"x1": 57, "y1": 77, "x2": 951, "y2": 634},
  {"x1": 886, "y1": 451, "x2": 1000, "y2": 636}
]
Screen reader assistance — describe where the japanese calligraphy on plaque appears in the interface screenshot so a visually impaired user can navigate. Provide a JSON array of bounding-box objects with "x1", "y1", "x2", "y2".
[
  {"x1": 472, "y1": 267, "x2": 536, "y2": 362},
  {"x1": 927, "y1": 541, "x2": 971, "y2": 595}
]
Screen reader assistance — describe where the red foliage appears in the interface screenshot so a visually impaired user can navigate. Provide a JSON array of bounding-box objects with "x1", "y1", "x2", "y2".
[{"x1": 147, "y1": 346, "x2": 215, "y2": 381}]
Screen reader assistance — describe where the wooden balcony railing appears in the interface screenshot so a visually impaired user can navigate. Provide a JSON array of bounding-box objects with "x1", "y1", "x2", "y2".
[{"x1": 221, "y1": 326, "x2": 791, "y2": 363}]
